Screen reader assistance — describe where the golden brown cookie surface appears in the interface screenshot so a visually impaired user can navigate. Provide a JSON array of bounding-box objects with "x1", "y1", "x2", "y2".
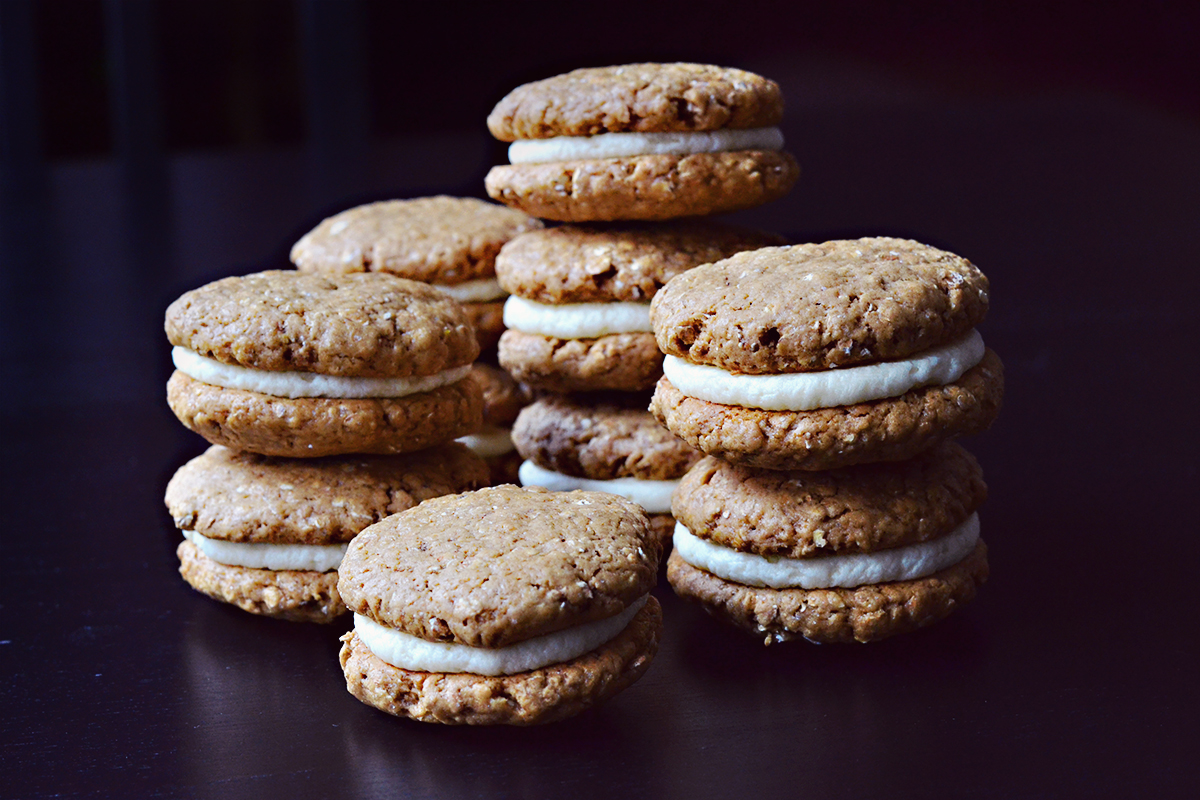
[
  {"x1": 167, "y1": 369, "x2": 483, "y2": 458},
  {"x1": 487, "y1": 63, "x2": 784, "y2": 140},
  {"x1": 651, "y1": 238, "x2": 990, "y2": 374},
  {"x1": 338, "y1": 597, "x2": 661, "y2": 725},
  {"x1": 338, "y1": 486, "x2": 660, "y2": 648},
  {"x1": 498, "y1": 330, "x2": 663, "y2": 393},
  {"x1": 668, "y1": 543, "x2": 988, "y2": 644},
  {"x1": 485, "y1": 151, "x2": 799, "y2": 222},
  {"x1": 495, "y1": 221, "x2": 785, "y2": 304},
  {"x1": 177, "y1": 540, "x2": 346, "y2": 623},
  {"x1": 290, "y1": 196, "x2": 541, "y2": 284},
  {"x1": 165, "y1": 444, "x2": 489, "y2": 545},
  {"x1": 672, "y1": 443, "x2": 986, "y2": 558},
  {"x1": 649, "y1": 351, "x2": 1004, "y2": 471},
  {"x1": 165, "y1": 270, "x2": 478, "y2": 377}
]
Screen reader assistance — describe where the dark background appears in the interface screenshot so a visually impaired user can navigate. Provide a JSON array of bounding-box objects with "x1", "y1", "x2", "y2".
[{"x1": 3, "y1": 1, "x2": 1199, "y2": 798}]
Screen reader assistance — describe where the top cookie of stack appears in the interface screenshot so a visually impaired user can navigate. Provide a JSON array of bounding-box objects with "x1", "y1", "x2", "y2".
[{"x1": 485, "y1": 63, "x2": 799, "y2": 221}]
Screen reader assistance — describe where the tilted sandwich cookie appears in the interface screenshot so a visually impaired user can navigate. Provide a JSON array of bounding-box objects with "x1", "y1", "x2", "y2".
[
  {"x1": 166, "y1": 270, "x2": 483, "y2": 457},
  {"x1": 338, "y1": 485, "x2": 663, "y2": 724},
  {"x1": 486, "y1": 63, "x2": 800, "y2": 221},
  {"x1": 650, "y1": 238, "x2": 1004, "y2": 470},
  {"x1": 166, "y1": 444, "x2": 489, "y2": 622},
  {"x1": 496, "y1": 221, "x2": 785, "y2": 392},
  {"x1": 668, "y1": 442, "x2": 990, "y2": 643},
  {"x1": 513, "y1": 392, "x2": 701, "y2": 545},
  {"x1": 290, "y1": 196, "x2": 542, "y2": 354}
]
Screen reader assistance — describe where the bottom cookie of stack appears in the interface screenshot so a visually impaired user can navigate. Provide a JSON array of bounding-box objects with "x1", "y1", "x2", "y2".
[{"x1": 667, "y1": 442, "x2": 990, "y2": 644}]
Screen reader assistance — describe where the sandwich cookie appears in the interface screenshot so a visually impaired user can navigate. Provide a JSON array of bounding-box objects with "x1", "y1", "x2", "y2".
[
  {"x1": 166, "y1": 270, "x2": 483, "y2": 457},
  {"x1": 668, "y1": 442, "x2": 990, "y2": 643},
  {"x1": 650, "y1": 238, "x2": 1004, "y2": 470},
  {"x1": 455, "y1": 363, "x2": 532, "y2": 485},
  {"x1": 486, "y1": 63, "x2": 800, "y2": 221},
  {"x1": 337, "y1": 485, "x2": 663, "y2": 725},
  {"x1": 512, "y1": 392, "x2": 701, "y2": 545},
  {"x1": 290, "y1": 196, "x2": 542, "y2": 354},
  {"x1": 166, "y1": 444, "x2": 489, "y2": 622},
  {"x1": 496, "y1": 221, "x2": 785, "y2": 392}
]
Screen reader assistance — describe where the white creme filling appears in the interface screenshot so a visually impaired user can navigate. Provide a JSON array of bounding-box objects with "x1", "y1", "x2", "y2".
[
  {"x1": 172, "y1": 346, "x2": 472, "y2": 400},
  {"x1": 663, "y1": 330, "x2": 985, "y2": 411},
  {"x1": 508, "y1": 127, "x2": 785, "y2": 164},
  {"x1": 674, "y1": 513, "x2": 980, "y2": 590},
  {"x1": 182, "y1": 530, "x2": 347, "y2": 573},
  {"x1": 518, "y1": 460, "x2": 677, "y2": 514},
  {"x1": 433, "y1": 277, "x2": 508, "y2": 303},
  {"x1": 354, "y1": 595, "x2": 648, "y2": 676},
  {"x1": 456, "y1": 425, "x2": 516, "y2": 458},
  {"x1": 503, "y1": 295, "x2": 652, "y2": 339}
]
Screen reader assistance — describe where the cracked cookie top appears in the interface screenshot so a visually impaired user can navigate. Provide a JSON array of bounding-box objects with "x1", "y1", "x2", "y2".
[
  {"x1": 496, "y1": 221, "x2": 786, "y2": 304},
  {"x1": 165, "y1": 444, "x2": 489, "y2": 545},
  {"x1": 487, "y1": 63, "x2": 784, "y2": 141},
  {"x1": 672, "y1": 441, "x2": 987, "y2": 557},
  {"x1": 651, "y1": 237, "x2": 990, "y2": 373},
  {"x1": 338, "y1": 485, "x2": 660, "y2": 647},
  {"x1": 290, "y1": 196, "x2": 542, "y2": 284},
  {"x1": 165, "y1": 270, "x2": 479, "y2": 377}
]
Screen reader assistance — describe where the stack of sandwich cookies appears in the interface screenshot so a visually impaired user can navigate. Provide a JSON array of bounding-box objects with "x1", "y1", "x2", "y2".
[
  {"x1": 667, "y1": 442, "x2": 990, "y2": 643},
  {"x1": 290, "y1": 196, "x2": 541, "y2": 355},
  {"x1": 496, "y1": 221, "x2": 786, "y2": 392},
  {"x1": 165, "y1": 270, "x2": 483, "y2": 457},
  {"x1": 337, "y1": 485, "x2": 663, "y2": 725},
  {"x1": 513, "y1": 392, "x2": 702, "y2": 545},
  {"x1": 485, "y1": 63, "x2": 799, "y2": 221},
  {"x1": 650, "y1": 238, "x2": 1004, "y2": 470},
  {"x1": 166, "y1": 444, "x2": 489, "y2": 622},
  {"x1": 455, "y1": 363, "x2": 532, "y2": 485}
]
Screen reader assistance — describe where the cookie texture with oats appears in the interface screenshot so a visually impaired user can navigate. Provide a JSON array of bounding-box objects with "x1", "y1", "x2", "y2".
[
  {"x1": 166, "y1": 369, "x2": 483, "y2": 458},
  {"x1": 672, "y1": 442, "x2": 986, "y2": 559},
  {"x1": 339, "y1": 596, "x2": 660, "y2": 725},
  {"x1": 651, "y1": 238, "x2": 990, "y2": 374},
  {"x1": 177, "y1": 540, "x2": 347, "y2": 623},
  {"x1": 166, "y1": 270, "x2": 478, "y2": 377},
  {"x1": 513, "y1": 392, "x2": 701, "y2": 482},
  {"x1": 487, "y1": 63, "x2": 785, "y2": 140},
  {"x1": 338, "y1": 486, "x2": 660, "y2": 648},
  {"x1": 498, "y1": 330, "x2": 664, "y2": 393},
  {"x1": 649, "y1": 351, "x2": 1004, "y2": 471},
  {"x1": 668, "y1": 542, "x2": 988, "y2": 644},
  {"x1": 485, "y1": 151, "x2": 799, "y2": 222},
  {"x1": 495, "y1": 221, "x2": 785, "y2": 304},
  {"x1": 290, "y1": 196, "x2": 541, "y2": 284},
  {"x1": 165, "y1": 444, "x2": 488, "y2": 545}
]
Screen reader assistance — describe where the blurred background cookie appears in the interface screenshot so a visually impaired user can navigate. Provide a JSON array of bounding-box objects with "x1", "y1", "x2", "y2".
[{"x1": 291, "y1": 196, "x2": 542, "y2": 355}]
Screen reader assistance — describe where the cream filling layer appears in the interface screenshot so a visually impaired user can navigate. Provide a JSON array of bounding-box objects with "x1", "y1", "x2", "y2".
[
  {"x1": 354, "y1": 595, "x2": 648, "y2": 676},
  {"x1": 518, "y1": 461, "x2": 677, "y2": 514},
  {"x1": 674, "y1": 513, "x2": 979, "y2": 589},
  {"x1": 503, "y1": 296, "x2": 652, "y2": 339},
  {"x1": 508, "y1": 127, "x2": 785, "y2": 164},
  {"x1": 433, "y1": 277, "x2": 508, "y2": 303},
  {"x1": 172, "y1": 347, "x2": 472, "y2": 400},
  {"x1": 663, "y1": 330, "x2": 985, "y2": 411},
  {"x1": 182, "y1": 530, "x2": 347, "y2": 572},
  {"x1": 456, "y1": 425, "x2": 516, "y2": 458}
]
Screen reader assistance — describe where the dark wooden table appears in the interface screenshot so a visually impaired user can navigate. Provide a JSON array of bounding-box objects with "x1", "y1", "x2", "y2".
[{"x1": 3, "y1": 68, "x2": 1198, "y2": 798}]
